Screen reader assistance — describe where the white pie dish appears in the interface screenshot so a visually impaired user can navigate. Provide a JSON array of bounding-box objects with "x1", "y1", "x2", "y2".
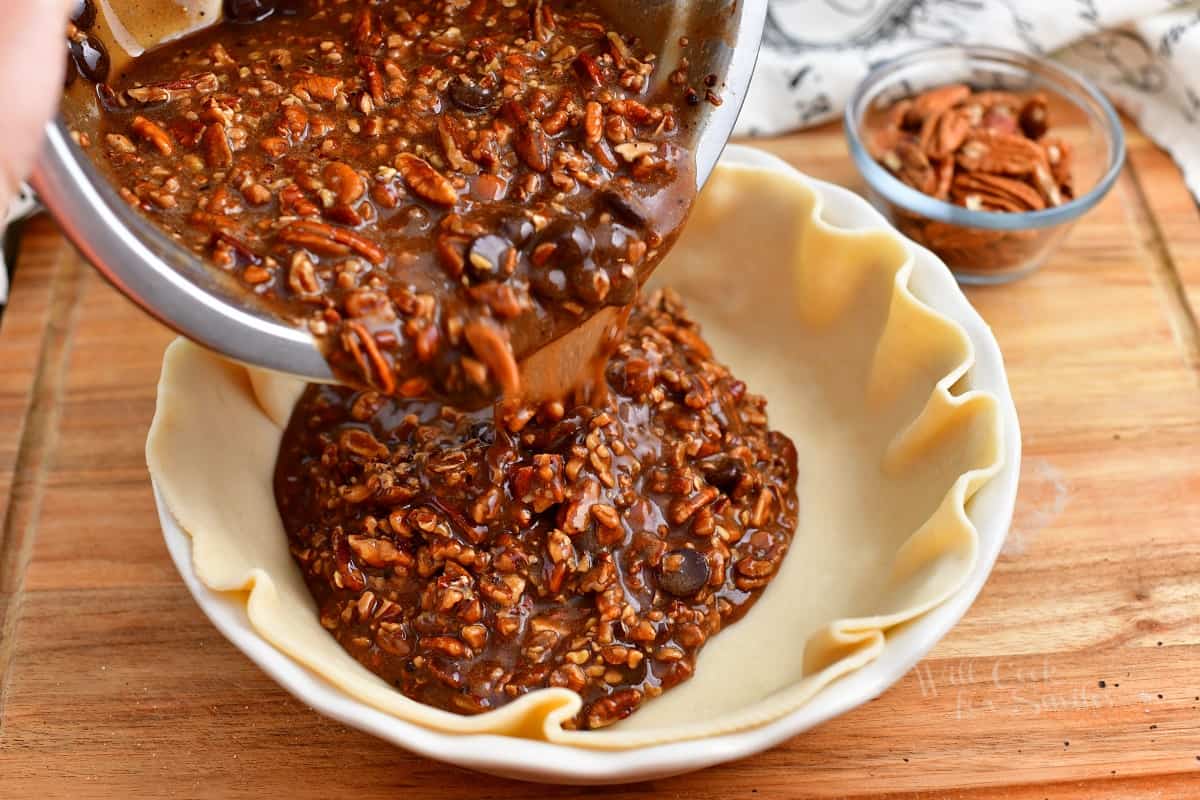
[{"x1": 153, "y1": 144, "x2": 1020, "y2": 784}]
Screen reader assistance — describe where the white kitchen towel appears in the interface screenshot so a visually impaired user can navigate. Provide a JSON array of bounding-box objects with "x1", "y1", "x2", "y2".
[{"x1": 740, "y1": 0, "x2": 1200, "y2": 200}]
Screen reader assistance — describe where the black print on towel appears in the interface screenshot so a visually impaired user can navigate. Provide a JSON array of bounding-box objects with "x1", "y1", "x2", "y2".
[
  {"x1": 1069, "y1": 30, "x2": 1168, "y2": 95},
  {"x1": 762, "y1": 0, "x2": 980, "y2": 54}
]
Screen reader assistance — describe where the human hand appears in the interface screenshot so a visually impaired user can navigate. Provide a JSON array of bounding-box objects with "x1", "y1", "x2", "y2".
[{"x1": 0, "y1": 0, "x2": 75, "y2": 215}]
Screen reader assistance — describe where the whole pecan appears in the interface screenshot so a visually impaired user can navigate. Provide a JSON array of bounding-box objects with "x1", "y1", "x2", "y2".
[
  {"x1": 904, "y1": 83, "x2": 970, "y2": 128},
  {"x1": 951, "y1": 173, "x2": 1046, "y2": 212},
  {"x1": 882, "y1": 141, "x2": 936, "y2": 195},
  {"x1": 921, "y1": 108, "x2": 970, "y2": 160},
  {"x1": 956, "y1": 130, "x2": 1047, "y2": 177}
]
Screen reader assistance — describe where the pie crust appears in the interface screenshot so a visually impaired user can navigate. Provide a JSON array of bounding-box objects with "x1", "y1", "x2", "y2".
[{"x1": 147, "y1": 157, "x2": 1003, "y2": 748}]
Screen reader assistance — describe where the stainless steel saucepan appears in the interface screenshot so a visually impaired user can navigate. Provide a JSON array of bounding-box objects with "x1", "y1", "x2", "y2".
[{"x1": 35, "y1": 0, "x2": 766, "y2": 381}]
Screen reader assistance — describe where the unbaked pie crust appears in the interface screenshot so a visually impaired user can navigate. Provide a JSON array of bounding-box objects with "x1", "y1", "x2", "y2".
[{"x1": 147, "y1": 157, "x2": 1003, "y2": 748}]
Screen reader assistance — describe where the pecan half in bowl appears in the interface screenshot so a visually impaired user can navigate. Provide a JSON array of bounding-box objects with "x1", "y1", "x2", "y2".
[
  {"x1": 845, "y1": 46, "x2": 1125, "y2": 284},
  {"x1": 148, "y1": 146, "x2": 1020, "y2": 783}
]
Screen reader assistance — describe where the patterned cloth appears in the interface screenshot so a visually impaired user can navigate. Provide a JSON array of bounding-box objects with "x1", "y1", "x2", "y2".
[{"x1": 739, "y1": 0, "x2": 1200, "y2": 200}]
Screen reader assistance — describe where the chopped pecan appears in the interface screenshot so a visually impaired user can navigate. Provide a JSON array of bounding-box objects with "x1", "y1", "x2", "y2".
[
  {"x1": 584, "y1": 101, "x2": 603, "y2": 145},
  {"x1": 348, "y1": 535, "x2": 411, "y2": 568},
  {"x1": 614, "y1": 141, "x2": 657, "y2": 162},
  {"x1": 352, "y1": 7, "x2": 382, "y2": 52},
  {"x1": 293, "y1": 73, "x2": 343, "y2": 101},
  {"x1": 278, "y1": 220, "x2": 386, "y2": 265},
  {"x1": 463, "y1": 320, "x2": 520, "y2": 397},
  {"x1": 332, "y1": 529, "x2": 367, "y2": 592},
  {"x1": 573, "y1": 52, "x2": 603, "y2": 86},
  {"x1": 287, "y1": 252, "x2": 322, "y2": 298},
  {"x1": 280, "y1": 104, "x2": 309, "y2": 139},
  {"x1": 242, "y1": 183, "x2": 271, "y2": 206},
  {"x1": 343, "y1": 321, "x2": 397, "y2": 395},
  {"x1": 514, "y1": 119, "x2": 551, "y2": 173},
  {"x1": 131, "y1": 116, "x2": 173, "y2": 156},
  {"x1": 436, "y1": 117, "x2": 477, "y2": 175},
  {"x1": 200, "y1": 123, "x2": 233, "y2": 169},
  {"x1": 421, "y1": 636, "x2": 471, "y2": 659},
  {"x1": 467, "y1": 282, "x2": 526, "y2": 319},
  {"x1": 340, "y1": 428, "x2": 388, "y2": 458},
  {"x1": 668, "y1": 486, "x2": 719, "y2": 525},
  {"x1": 584, "y1": 688, "x2": 642, "y2": 729},
  {"x1": 105, "y1": 134, "x2": 137, "y2": 155},
  {"x1": 322, "y1": 161, "x2": 365, "y2": 205},
  {"x1": 278, "y1": 184, "x2": 321, "y2": 218},
  {"x1": 210, "y1": 231, "x2": 260, "y2": 265},
  {"x1": 932, "y1": 157, "x2": 955, "y2": 200},
  {"x1": 395, "y1": 153, "x2": 458, "y2": 206},
  {"x1": 125, "y1": 72, "x2": 219, "y2": 105},
  {"x1": 359, "y1": 55, "x2": 386, "y2": 104}
]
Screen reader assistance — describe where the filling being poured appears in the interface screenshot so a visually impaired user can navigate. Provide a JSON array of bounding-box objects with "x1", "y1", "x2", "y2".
[
  {"x1": 72, "y1": 0, "x2": 798, "y2": 729},
  {"x1": 80, "y1": 0, "x2": 696, "y2": 407}
]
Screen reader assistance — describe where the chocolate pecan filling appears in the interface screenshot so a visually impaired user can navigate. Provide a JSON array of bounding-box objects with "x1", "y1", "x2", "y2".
[
  {"x1": 83, "y1": 0, "x2": 695, "y2": 407},
  {"x1": 274, "y1": 291, "x2": 799, "y2": 729},
  {"x1": 76, "y1": 0, "x2": 800, "y2": 729}
]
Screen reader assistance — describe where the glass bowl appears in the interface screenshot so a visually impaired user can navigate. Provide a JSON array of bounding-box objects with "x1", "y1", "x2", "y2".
[{"x1": 844, "y1": 45, "x2": 1125, "y2": 284}]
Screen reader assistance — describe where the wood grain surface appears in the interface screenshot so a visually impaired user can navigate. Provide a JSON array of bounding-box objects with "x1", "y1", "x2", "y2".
[{"x1": 0, "y1": 121, "x2": 1197, "y2": 799}]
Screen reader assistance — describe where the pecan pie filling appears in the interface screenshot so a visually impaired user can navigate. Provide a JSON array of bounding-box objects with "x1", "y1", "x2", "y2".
[
  {"x1": 275, "y1": 291, "x2": 798, "y2": 729},
  {"x1": 84, "y1": 0, "x2": 695, "y2": 407},
  {"x1": 79, "y1": 0, "x2": 801, "y2": 729}
]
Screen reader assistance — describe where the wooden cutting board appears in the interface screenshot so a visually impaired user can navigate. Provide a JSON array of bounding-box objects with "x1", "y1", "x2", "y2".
[{"x1": 0, "y1": 120, "x2": 1198, "y2": 799}]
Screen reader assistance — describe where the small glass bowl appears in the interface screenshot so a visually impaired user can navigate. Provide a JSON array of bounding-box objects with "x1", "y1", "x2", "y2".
[{"x1": 844, "y1": 45, "x2": 1125, "y2": 284}]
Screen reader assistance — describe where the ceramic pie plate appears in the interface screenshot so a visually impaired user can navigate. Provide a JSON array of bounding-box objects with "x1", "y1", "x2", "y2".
[{"x1": 150, "y1": 144, "x2": 1021, "y2": 783}]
